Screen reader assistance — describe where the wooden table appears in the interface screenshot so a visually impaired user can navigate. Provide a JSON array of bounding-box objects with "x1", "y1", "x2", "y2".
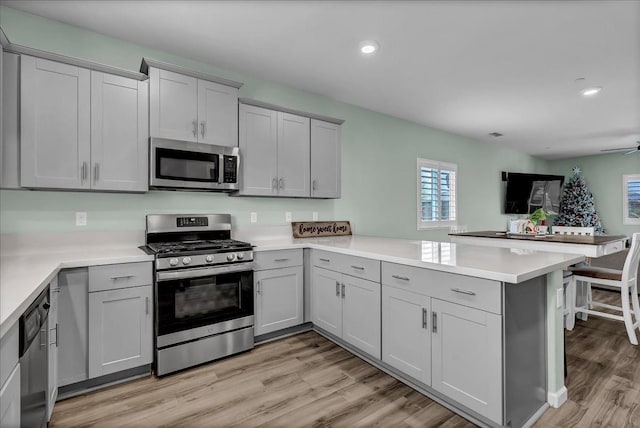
[{"x1": 449, "y1": 231, "x2": 628, "y2": 258}]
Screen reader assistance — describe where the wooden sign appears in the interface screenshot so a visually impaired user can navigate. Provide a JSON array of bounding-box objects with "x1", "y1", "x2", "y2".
[{"x1": 292, "y1": 221, "x2": 352, "y2": 238}]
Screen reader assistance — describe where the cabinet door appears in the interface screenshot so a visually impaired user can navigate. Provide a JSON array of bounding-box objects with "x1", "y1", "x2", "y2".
[
  {"x1": 255, "y1": 266, "x2": 304, "y2": 336},
  {"x1": 277, "y1": 112, "x2": 310, "y2": 197},
  {"x1": 238, "y1": 104, "x2": 278, "y2": 195},
  {"x1": 20, "y1": 55, "x2": 91, "y2": 189},
  {"x1": 311, "y1": 267, "x2": 342, "y2": 337},
  {"x1": 58, "y1": 268, "x2": 89, "y2": 387},
  {"x1": 342, "y1": 275, "x2": 381, "y2": 359},
  {"x1": 91, "y1": 72, "x2": 148, "y2": 191},
  {"x1": 47, "y1": 277, "x2": 59, "y2": 421},
  {"x1": 197, "y1": 79, "x2": 238, "y2": 147},
  {"x1": 310, "y1": 119, "x2": 341, "y2": 198},
  {"x1": 0, "y1": 364, "x2": 20, "y2": 428},
  {"x1": 88, "y1": 285, "x2": 152, "y2": 378},
  {"x1": 2, "y1": 52, "x2": 20, "y2": 189},
  {"x1": 149, "y1": 67, "x2": 198, "y2": 142},
  {"x1": 382, "y1": 286, "x2": 431, "y2": 385},
  {"x1": 431, "y1": 298, "x2": 503, "y2": 424}
]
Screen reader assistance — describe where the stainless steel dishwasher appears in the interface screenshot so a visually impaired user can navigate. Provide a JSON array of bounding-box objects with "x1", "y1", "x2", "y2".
[{"x1": 19, "y1": 286, "x2": 49, "y2": 428}]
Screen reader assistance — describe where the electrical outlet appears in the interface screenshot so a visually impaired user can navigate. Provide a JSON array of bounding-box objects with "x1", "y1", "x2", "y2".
[
  {"x1": 313, "y1": 212, "x2": 318, "y2": 221},
  {"x1": 250, "y1": 212, "x2": 257, "y2": 223},
  {"x1": 285, "y1": 212, "x2": 292, "y2": 222},
  {"x1": 556, "y1": 288, "x2": 564, "y2": 309},
  {"x1": 76, "y1": 212, "x2": 87, "y2": 226}
]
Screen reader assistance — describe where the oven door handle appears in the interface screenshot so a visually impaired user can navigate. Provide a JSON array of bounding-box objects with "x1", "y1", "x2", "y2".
[{"x1": 157, "y1": 263, "x2": 255, "y2": 281}]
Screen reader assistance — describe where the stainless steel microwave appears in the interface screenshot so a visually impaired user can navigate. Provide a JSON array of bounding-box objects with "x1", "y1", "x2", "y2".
[{"x1": 150, "y1": 138, "x2": 239, "y2": 191}]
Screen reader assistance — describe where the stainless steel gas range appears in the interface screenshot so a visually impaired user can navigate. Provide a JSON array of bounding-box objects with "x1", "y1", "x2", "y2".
[{"x1": 143, "y1": 214, "x2": 254, "y2": 376}]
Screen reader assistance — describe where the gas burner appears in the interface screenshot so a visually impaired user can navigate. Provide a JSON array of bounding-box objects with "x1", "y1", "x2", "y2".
[{"x1": 148, "y1": 239, "x2": 252, "y2": 255}]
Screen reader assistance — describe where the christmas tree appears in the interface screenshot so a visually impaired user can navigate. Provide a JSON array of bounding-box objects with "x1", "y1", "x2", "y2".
[{"x1": 554, "y1": 166, "x2": 604, "y2": 234}]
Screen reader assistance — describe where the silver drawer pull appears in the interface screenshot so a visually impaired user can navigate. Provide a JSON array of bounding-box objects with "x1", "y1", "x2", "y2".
[
  {"x1": 350, "y1": 265, "x2": 365, "y2": 270},
  {"x1": 422, "y1": 308, "x2": 427, "y2": 329},
  {"x1": 391, "y1": 275, "x2": 410, "y2": 281},
  {"x1": 451, "y1": 288, "x2": 476, "y2": 296},
  {"x1": 319, "y1": 258, "x2": 330, "y2": 262},
  {"x1": 335, "y1": 281, "x2": 340, "y2": 296},
  {"x1": 110, "y1": 275, "x2": 134, "y2": 280},
  {"x1": 274, "y1": 258, "x2": 290, "y2": 262}
]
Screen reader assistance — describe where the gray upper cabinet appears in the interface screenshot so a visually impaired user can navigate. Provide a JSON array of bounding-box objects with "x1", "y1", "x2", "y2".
[
  {"x1": 149, "y1": 67, "x2": 239, "y2": 146},
  {"x1": 2, "y1": 52, "x2": 20, "y2": 189},
  {"x1": 19, "y1": 55, "x2": 148, "y2": 192},
  {"x1": 238, "y1": 104, "x2": 310, "y2": 197},
  {"x1": 91, "y1": 72, "x2": 148, "y2": 192},
  {"x1": 20, "y1": 55, "x2": 91, "y2": 189},
  {"x1": 311, "y1": 119, "x2": 341, "y2": 198}
]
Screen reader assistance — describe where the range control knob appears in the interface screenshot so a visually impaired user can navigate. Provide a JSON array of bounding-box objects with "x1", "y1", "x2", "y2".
[
  {"x1": 226, "y1": 253, "x2": 236, "y2": 262},
  {"x1": 169, "y1": 258, "x2": 179, "y2": 266},
  {"x1": 182, "y1": 257, "x2": 192, "y2": 265},
  {"x1": 237, "y1": 253, "x2": 245, "y2": 260},
  {"x1": 206, "y1": 255, "x2": 214, "y2": 263}
]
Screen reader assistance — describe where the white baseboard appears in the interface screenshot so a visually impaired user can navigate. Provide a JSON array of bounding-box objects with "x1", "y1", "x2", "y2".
[{"x1": 547, "y1": 386, "x2": 568, "y2": 408}]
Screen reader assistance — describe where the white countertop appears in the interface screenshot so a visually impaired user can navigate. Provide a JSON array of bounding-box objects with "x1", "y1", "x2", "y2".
[{"x1": 0, "y1": 233, "x2": 584, "y2": 339}]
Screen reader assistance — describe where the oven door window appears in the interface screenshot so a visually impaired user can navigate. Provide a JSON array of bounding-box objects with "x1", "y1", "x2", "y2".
[
  {"x1": 157, "y1": 270, "x2": 253, "y2": 336},
  {"x1": 156, "y1": 148, "x2": 219, "y2": 182}
]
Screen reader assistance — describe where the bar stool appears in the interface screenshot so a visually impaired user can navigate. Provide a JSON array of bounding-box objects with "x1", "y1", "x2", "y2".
[{"x1": 566, "y1": 233, "x2": 640, "y2": 345}]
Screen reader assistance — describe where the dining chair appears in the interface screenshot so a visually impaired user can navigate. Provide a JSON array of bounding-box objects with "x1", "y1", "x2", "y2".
[{"x1": 566, "y1": 233, "x2": 640, "y2": 345}]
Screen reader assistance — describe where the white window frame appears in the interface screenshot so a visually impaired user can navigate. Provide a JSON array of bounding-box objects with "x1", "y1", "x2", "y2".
[
  {"x1": 623, "y1": 174, "x2": 640, "y2": 225},
  {"x1": 417, "y1": 158, "x2": 458, "y2": 230}
]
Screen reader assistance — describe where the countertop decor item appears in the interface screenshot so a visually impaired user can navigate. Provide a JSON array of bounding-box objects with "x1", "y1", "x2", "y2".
[{"x1": 291, "y1": 221, "x2": 352, "y2": 238}]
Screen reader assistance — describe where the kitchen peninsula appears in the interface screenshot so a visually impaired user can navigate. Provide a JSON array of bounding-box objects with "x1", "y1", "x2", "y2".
[{"x1": 0, "y1": 233, "x2": 583, "y2": 428}]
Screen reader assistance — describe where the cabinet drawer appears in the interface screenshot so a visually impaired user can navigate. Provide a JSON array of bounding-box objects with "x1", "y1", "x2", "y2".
[
  {"x1": 603, "y1": 240, "x2": 625, "y2": 255},
  {"x1": 89, "y1": 262, "x2": 152, "y2": 292},
  {"x1": 0, "y1": 322, "x2": 18, "y2": 388},
  {"x1": 312, "y1": 250, "x2": 380, "y2": 282},
  {"x1": 254, "y1": 249, "x2": 303, "y2": 271},
  {"x1": 382, "y1": 262, "x2": 502, "y2": 314}
]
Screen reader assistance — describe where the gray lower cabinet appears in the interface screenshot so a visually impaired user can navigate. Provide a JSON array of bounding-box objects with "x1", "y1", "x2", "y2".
[
  {"x1": 88, "y1": 285, "x2": 153, "y2": 377},
  {"x1": 311, "y1": 266, "x2": 381, "y2": 359},
  {"x1": 238, "y1": 103, "x2": 311, "y2": 197},
  {"x1": 381, "y1": 285, "x2": 431, "y2": 385},
  {"x1": 57, "y1": 268, "x2": 89, "y2": 387},
  {"x1": 431, "y1": 298, "x2": 502, "y2": 423},
  {"x1": 19, "y1": 54, "x2": 148, "y2": 191},
  {"x1": 310, "y1": 119, "x2": 341, "y2": 198},
  {"x1": 47, "y1": 277, "x2": 60, "y2": 421},
  {"x1": 255, "y1": 266, "x2": 304, "y2": 336},
  {"x1": 0, "y1": 321, "x2": 20, "y2": 428}
]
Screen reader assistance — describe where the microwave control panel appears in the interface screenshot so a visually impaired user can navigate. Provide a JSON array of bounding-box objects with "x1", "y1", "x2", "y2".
[{"x1": 223, "y1": 155, "x2": 238, "y2": 183}]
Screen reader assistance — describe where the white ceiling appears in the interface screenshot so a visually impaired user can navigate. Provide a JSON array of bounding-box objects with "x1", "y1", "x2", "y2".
[{"x1": 2, "y1": 0, "x2": 639, "y2": 160}]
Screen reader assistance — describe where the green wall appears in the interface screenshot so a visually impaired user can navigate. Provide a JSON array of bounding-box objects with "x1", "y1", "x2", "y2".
[
  {"x1": 1, "y1": 6, "x2": 546, "y2": 237},
  {"x1": 547, "y1": 153, "x2": 640, "y2": 237}
]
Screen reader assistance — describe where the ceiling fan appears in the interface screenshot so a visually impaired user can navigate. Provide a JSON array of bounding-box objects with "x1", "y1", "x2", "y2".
[{"x1": 600, "y1": 141, "x2": 640, "y2": 155}]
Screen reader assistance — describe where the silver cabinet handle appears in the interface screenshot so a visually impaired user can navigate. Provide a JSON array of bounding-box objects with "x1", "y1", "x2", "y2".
[
  {"x1": 432, "y1": 312, "x2": 437, "y2": 333},
  {"x1": 320, "y1": 258, "x2": 330, "y2": 263},
  {"x1": 335, "y1": 281, "x2": 340, "y2": 296},
  {"x1": 52, "y1": 287, "x2": 61, "y2": 293},
  {"x1": 272, "y1": 177, "x2": 278, "y2": 190},
  {"x1": 55, "y1": 323, "x2": 59, "y2": 347},
  {"x1": 341, "y1": 283, "x2": 345, "y2": 299},
  {"x1": 279, "y1": 178, "x2": 284, "y2": 190},
  {"x1": 256, "y1": 280, "x2": 261, "y2": 294},
  {"x1": 422, "y1": 308, "x2": 427, "y2": 329},
  {"x1": 192, "y1": 119, "x2": 198, "y2": 137},
  {"x1": 145, "y1": 297, "x2": 149, "y2": 315},
  {"x1": 94, "y1": 163, "x2": 99, "y2": 184},
  {"x1": 81, "y1": 161, "x2": 87, "y2": 182},
  {"x1": 312, "y1": 179, "x2": 317, "y2": 191},
  {"x1": 350, "y1": 265, "x2": 365, "y2": 270},
  {"x1": 391, "y1": 275, "x2": 410, "y2": 281},
  {"x1": 274, "y1": 258, "x2": 289, "y2": 262},
  {"x1": 110, "y1": 275, "x2": 134, "y2": 280},
  {"x1": 200, "y1": 120, "x2": 205, "y2": 138},
  {"x1": 40, "y1": 328, "x2": 47, "y2": 348},
  {"x1": 451, "y1": 288, "x2": 476, "y2": 296}
]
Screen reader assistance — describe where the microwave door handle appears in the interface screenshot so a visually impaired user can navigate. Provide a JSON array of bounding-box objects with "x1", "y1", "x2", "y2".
[{"x1": 218, "y1": 154, "x2": 224, "y2": 184}]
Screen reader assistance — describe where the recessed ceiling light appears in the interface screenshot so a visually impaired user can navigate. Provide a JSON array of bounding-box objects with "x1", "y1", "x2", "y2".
[
  {"x1": 359, "y1": 40, "x2": 379, "y2": 55},
  {"x1": 580, "y1": 86, "x2": 602, "y2": 97}
]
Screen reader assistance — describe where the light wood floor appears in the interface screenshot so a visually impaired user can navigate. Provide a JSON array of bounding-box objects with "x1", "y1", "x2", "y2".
[{"x1": 51, "y1": 289, "x2": 640, "y2": 428}]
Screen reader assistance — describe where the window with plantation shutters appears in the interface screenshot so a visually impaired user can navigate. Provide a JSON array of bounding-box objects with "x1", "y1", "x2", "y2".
[
  {"x1": 417, "y1": 158, "x2": 458, "y2": 229},
  {"x1": 623, "y1": 174, "x2": 640, "y2": 225}
]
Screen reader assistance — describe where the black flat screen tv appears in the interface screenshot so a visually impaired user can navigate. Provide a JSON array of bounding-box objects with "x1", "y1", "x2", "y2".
[{"x1": 504, "y1": 172, "x2": 565, "y2": 214}]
